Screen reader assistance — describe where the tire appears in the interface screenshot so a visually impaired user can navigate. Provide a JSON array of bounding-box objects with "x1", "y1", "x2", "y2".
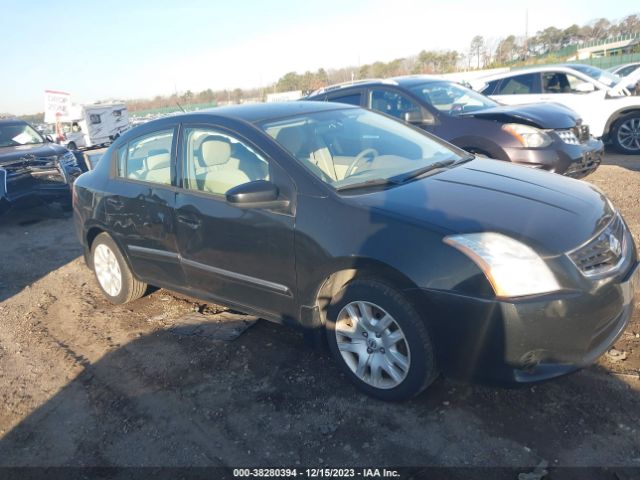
[
  {"x1": 611, "y1": 113, "x2": 640, "y2": 154},
  {"x1": 91, "y1": 232, "x2": 147, "y2": 304},
  {"x1": 67, "y1": 142, "x2": 77, "y2": 151},
  {"x1": 325, "y1": 279, "x2": 438, "y2": 401}
]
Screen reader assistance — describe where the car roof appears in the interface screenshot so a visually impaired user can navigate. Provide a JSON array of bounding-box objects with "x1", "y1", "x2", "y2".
[
  {"x1": 475, "y1": 64, "x2": 590, "y2": 82},
  {"x1": 0, "y1": 119, "x2": 26, "y2": 125},
  {"x1": 188, "y1": 101, "x2": 355, "y2": 124},
  {"x1": 308, "y1": 75, "x2": 456, "y2": 97}
]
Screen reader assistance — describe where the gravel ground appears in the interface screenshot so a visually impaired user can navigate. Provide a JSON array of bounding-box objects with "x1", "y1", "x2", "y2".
[{"x1": 0, "y1": 154, "x2": 638, "y2": 477}]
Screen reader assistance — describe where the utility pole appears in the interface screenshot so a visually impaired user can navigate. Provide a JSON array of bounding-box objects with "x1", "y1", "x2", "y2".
[{"x1": 524, "y1": 8, "x2": 529, "y2": 58}]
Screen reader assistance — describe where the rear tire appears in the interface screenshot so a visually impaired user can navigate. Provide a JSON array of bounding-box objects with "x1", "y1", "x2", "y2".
[
  {"x1": 611, "y1": 113, "x2": 640, "y2": 154},
  {"x1": 325, "y1": 279, "x2": 438, "y2": 401},
  {"x1": 91, "y1": 232, "x2": 147, "y2": 304}
]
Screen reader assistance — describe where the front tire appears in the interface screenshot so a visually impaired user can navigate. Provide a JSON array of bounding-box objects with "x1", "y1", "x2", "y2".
[
  {"x1": 91, "y1": 232, "x2": 147, "y2": 304},
  {"x1": 325, "y1": 279, "x2": 438, "y2": 401},
  {"x1": 611, "y1": 113, "x2": 640, "y2": 154}
]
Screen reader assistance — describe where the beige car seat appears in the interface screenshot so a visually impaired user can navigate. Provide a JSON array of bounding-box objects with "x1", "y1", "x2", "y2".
[
  {"x1": 275, "y1": 126, "x2": 338, "y2": 180},
  {"x1": 198, "y1": 137, "x2": 251, "y2": 194}
]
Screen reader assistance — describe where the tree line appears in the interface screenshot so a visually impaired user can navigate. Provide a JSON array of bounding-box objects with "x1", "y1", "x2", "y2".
[{"x1": 6, "y1": 13, "x2": 639, "y2": 121}]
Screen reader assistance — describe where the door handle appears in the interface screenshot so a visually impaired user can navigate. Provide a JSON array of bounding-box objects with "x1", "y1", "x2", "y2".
[{"x1": 177, "y1": 213, "x2": 201, "y2": 229}]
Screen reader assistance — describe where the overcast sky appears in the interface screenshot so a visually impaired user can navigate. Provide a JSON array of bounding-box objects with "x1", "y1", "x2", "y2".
[{"x1": 1, "y1": 0, "x2": 637, "y2": 114}]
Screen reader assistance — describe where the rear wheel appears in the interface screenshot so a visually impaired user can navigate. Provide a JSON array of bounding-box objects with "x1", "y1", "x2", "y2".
[
  {"x1": 611, "y1": 113, "x2": 640, "y2": 154},
  {"x1": 325, "y1": 279, "x2": 438, "y2": 401},
  {"x1": 91, "y1": 232, "x2": 147, "y2": 304}
]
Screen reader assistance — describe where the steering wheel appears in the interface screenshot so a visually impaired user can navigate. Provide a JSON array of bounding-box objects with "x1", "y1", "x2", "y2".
[{"x1": 345, "y1": 148, "x2": 378, "y2": 178}]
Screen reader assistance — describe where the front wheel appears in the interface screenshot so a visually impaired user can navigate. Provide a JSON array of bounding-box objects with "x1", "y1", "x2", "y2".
[
  {"x1": 91, "y1": 232, "x2": 147, "y2": 304},
  {"x1": 611, "y1": 113, "x2": 640, "y2": 154},
  {"x1": 325, "y1": 279, "x2": 438, "y2": 401}
]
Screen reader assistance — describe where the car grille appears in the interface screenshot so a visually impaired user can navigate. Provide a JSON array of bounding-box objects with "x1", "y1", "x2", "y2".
[
  {"x1": 568, "y1": 214, "x2": 627, "y2": 278},
  {"x1": 556, "y1": 125, "x2": 590, "y2": 145}
]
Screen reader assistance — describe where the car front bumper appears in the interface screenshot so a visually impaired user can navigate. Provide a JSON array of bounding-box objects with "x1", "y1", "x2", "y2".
[
  {"x1": 504, "y1": 137, "x2": 604, "y2": 179},
  {"x1": 415, "y1": 260, "x2": 638, "y2": 386}
]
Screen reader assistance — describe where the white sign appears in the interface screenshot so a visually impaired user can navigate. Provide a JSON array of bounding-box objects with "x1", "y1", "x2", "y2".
[{"x1": 44, "y1": 90, "x2": 71, "y2": 123}]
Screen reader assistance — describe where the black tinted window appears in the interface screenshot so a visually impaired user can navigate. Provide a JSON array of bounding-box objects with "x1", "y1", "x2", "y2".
[
  {"x1": 482, "y1": 79, "x2": 501, "y2": 95},
  {"x1": 328, "y1": 92, "x2": 362, "y2": 106},
  {"x1": 495, "y1": 74, "x2": 538, "y2": 95},
  {"x1": 368, "y1": 89, "x2": 420, "y2": 120}
]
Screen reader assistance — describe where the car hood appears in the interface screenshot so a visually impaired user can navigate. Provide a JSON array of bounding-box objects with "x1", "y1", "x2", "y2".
[
  {"x1": 458, "y1": 102, "x2": 579, "y2": 129},
  {"x1": 352, "y1": 159, "x2": 614, "y2": 255},
  {"x1": 0, "y1": 142, "x2": 68, "y2": 166}
]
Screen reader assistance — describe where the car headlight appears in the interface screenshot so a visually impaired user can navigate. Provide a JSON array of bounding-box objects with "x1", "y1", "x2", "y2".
[
  {"x1": 502, "y1": 123, "x2": 552, "y2": 148},
  {"x1": 443, "y1": 232, "x2": 560, "y2": 297}
]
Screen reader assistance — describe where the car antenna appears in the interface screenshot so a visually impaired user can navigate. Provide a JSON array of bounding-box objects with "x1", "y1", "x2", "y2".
[{"x1": 174, "y1": 84, "x2": 186, "y2": 113}]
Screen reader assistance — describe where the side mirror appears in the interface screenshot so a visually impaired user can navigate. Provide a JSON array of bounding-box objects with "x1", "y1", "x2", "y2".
[
  {"x1": 575, "y1": 82, "x2": 595, "y2": 93},
  {"x1": 403, "y1": 108, "x2": 435, "y2": 125},
  {"x1": 226, "y1": 180, "x2": 289, "y2": 209},
  {"x1": 45, "y1": 134, "x2": 54, "y2": 143}
]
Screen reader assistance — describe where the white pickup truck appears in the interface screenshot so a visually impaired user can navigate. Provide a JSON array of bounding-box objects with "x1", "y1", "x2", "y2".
[{"x1": 471, "y1": 64, "x2": 640, "y2": 154}]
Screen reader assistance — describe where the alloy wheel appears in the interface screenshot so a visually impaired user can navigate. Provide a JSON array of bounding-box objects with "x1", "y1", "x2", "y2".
[
  {"x1": 335, "y1": 301, "x2": 411, "y2": 389},
  {"x1": 94, "y1": 243, "x2": 122, "y2": 297},
  {"x1": 617, "y1": 117, "x2": 640, "y2": 152}
]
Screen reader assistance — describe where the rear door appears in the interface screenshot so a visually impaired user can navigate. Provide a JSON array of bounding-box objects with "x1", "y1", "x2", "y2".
[
  {"x1": 104, "y1": 126, "x2": 184, "y2": 288},
  {"x1": 174, "y1": 122, "x2": 297, "y2": 320}
]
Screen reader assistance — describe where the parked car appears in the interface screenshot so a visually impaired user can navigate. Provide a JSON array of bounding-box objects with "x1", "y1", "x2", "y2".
[
  {"x1": 306, "y1": 77, "x2": 603, "y2": 178},
  {"x1": 608, "y1": 62, "x2": 640, "y2": 92},
  {"x1": 0, "y1": 119, "x2": 82, "y2": 214},
  {"x1": 471, "y1": 64, "x2": 640, "y2": 154},
  {"x1": 73, "y1": 102, "x2": 638, "y2": 401}
]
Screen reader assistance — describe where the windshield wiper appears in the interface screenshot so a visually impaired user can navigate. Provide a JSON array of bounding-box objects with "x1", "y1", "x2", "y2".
[
  {"x1": 335, "y1": 177, "x2": 399, "y2": 192},
  {"x1": 391, "y1": 159, "x2": 456, "y2": 183}
]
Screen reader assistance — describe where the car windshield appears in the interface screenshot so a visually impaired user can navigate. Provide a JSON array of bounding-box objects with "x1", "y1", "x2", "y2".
[
  {"x1": 0, "y1": 122, "x2": 44, "y2": 148},
  {"x1": 569, "y1": 64, "x2": 620, "y2": 87},
  {"x1": 410, "y1": 81, "x2": 498, "y2": 115},
  {"x1": 260, "y1": 107, "x2": 465, "y2": 190}
]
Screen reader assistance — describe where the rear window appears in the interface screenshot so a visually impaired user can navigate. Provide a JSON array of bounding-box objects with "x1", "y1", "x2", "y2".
[
  {"x1": 327, "y1": 92, "x2": 362, "y2": 106},
  {"x1": 116, "y1": 129, "x2": 174, "y2": 185}
]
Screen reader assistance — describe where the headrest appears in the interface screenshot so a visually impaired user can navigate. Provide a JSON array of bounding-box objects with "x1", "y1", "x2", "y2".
[
  {"x1": 146, "y1": 152, "x2": 170, "y2": 170},
  {"x1": 201, "y1": 136, "x2": 231, "y2": 166},
  {"x1": 275, "y1": 127, "x2": 306, "y2": 156}
]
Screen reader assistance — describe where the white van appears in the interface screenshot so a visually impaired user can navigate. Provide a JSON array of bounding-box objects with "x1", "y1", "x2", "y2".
[{"x1": 63, "y1": 103, "x2": 129, "y2": 150}]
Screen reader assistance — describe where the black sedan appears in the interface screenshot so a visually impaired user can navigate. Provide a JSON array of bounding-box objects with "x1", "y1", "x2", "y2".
[
  {"x1": 73, "y1": 102, "x2": 638, "y2": 400},
  {"x1": 306, "y1": 77, "x2": 603, "y2": 178},
  {"x1": 0, "y1": 119, "x2": 82, "y2": 214}
]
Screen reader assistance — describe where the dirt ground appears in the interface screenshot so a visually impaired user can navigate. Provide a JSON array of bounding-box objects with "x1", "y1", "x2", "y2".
[{"x1": 0, "y1": 153, "x2": 639, "y2": 477}]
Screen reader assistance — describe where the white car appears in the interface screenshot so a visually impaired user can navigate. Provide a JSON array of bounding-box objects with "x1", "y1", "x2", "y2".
[{"x1": 471, "y1": 64, "x2": 640, "y2": 154}]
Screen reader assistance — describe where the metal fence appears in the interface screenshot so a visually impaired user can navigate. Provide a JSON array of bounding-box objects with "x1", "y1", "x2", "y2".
[{"x1": 567, "y1": 53, "x2": 640, "y2": 70}]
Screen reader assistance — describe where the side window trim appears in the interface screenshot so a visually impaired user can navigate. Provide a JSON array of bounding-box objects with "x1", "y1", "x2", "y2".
[{"x1": 112, "y1": 126, "x2": 178, "y2": 187}]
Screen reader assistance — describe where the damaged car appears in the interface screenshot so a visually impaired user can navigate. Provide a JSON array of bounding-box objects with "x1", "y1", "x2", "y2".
[
  {"x1": 306, "y1": 77, "x2": 603, "y2": 178},
  {"x1": 0, "y1": 119, "x2": 82, "y2": 214},
  {"x1": 74, "y1": 103, "x2": 638, "y2": 400}
]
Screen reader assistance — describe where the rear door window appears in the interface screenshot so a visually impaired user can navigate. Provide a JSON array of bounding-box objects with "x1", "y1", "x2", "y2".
[
  {"x1": 117, "y1": 129, "x2": 174, "y2": 185},
  {"x1": 495, "y1": 73, "x2": 540, "y2": 95},
  {"x1": 326, "y1": 92, "x2": 362, "y2": 106}
]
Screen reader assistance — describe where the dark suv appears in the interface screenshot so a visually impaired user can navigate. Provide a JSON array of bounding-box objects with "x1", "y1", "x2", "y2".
[
  {"x1": 0, "y1": 119, "x2": 82, "y2": 214},
  {"x1": 306, "y1": 76, "x2": 603, "y2": 178}
]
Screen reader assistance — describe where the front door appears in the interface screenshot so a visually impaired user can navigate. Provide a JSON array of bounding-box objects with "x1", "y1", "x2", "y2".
[{"x1": 174, "y1": 124, "x2": 297, "y2": 320}]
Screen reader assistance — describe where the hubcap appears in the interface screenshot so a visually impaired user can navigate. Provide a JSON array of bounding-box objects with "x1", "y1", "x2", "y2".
[
  {"x1": 617, "y1": 118, "x2": 640, "y2": 151},
  {"x1": 94, "y1": 244, "x2": 122, "y2": 297},
  {"x1": 335, "y1": 301, "x2": 411, "y2": 389}
]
